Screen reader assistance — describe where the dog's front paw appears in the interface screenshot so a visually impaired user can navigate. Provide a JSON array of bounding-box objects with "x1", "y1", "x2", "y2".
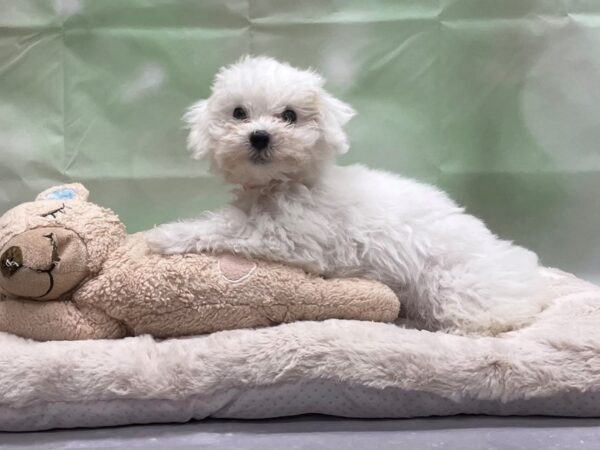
[{"x1": 144, "y1": 225, "x2": 194, "y2": 255}]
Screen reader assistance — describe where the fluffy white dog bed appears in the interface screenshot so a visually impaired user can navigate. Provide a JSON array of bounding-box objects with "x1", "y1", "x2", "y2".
[{"x1": 1, "y1": 268, "x2": 599, "y2": 431}]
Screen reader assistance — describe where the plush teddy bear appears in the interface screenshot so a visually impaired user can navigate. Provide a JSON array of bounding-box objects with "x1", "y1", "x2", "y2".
[{"x1": 0, "y1": 184, "x2": 400, "y2": 341}]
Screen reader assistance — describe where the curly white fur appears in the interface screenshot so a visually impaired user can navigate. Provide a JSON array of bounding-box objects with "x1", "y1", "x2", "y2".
[{"x1": 146, "y1": 56, "x2": 546, "y2": 334}]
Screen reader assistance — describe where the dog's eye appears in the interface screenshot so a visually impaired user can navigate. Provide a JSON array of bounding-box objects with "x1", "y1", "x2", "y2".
[
  {"x1": 233, "y1": 107, "x2": 247, "y2": 120},
  {"x1": 281, "y1": 109, "x2": 297, "y2": 124}
]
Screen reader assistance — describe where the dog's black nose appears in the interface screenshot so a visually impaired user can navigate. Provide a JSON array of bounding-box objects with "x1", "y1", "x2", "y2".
[{"x1": 249, "y1": 130, "x2": 270, "y2": 151}]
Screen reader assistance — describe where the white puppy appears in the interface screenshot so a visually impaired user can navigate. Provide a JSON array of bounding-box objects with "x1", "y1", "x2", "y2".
[{"x1": 146, "y1": 56, "x2": 545, "y2": 334}]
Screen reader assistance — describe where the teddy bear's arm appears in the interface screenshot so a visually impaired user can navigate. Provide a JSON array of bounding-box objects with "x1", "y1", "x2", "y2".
[{"x1": 0, "y1": 298, "x2": 126, "y2": 341}]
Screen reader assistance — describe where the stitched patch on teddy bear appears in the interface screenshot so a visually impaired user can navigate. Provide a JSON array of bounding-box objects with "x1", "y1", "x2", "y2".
[{"x1": 218, "y1": 254, "x2": 257, "y2": 283}]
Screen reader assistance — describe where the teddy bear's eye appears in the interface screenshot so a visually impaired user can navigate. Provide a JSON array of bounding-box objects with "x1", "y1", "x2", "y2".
[
  {"x1": 41, "y1": 204, "x2": 66, "y2": 219},
  {"x1": 233, "y1": 107, "x2": 247, "y2": 120},
  {"x1": 281, "y1": 109, "x2": 297, "y2": 124}
]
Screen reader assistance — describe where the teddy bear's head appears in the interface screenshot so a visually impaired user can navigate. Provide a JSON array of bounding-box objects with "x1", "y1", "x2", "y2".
[{"x1": 0, "y1": 184, "x2": 126, "y2": 301}]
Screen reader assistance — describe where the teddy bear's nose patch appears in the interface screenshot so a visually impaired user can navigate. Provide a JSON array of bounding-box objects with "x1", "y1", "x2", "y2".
[{"x1": 0, "y1": 246, "x2": 23, "y2": 278}]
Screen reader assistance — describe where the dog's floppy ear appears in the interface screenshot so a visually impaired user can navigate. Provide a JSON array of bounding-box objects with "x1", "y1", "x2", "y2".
[
  {"x1": 183, "y1": 99, "x2": 211, "y2": 159},
  {"x1": 319, "y1": 91, "x2": 356, "y2": 155}
]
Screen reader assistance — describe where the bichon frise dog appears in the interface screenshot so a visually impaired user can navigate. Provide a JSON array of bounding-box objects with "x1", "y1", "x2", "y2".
[{"x1": 146, "y1": 56, "x2": 545, "y2": 334}]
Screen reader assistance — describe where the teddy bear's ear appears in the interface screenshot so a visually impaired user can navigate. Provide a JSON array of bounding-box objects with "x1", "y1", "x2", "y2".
[{"x1": 35, "y1": 183, "x2": 90, "y2": 202}]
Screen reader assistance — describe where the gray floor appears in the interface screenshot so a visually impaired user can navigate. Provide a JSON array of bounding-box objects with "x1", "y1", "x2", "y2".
[{"x1": 1, "y1": 416, "x2": 600, "y2": 450}]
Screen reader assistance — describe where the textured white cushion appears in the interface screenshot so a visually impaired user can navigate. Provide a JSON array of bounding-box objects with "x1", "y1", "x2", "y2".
[{"x1": 1, "y1": 268, "x2": 599, "y2": 431}]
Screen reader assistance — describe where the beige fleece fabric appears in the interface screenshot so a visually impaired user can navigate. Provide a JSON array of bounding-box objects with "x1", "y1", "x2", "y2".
[
  {"x1": 0, "y1": 184, "x2": 400, "y2": 341},
  {"x1": 0, "y1": 267, "x2": 599, "y2": 431}
]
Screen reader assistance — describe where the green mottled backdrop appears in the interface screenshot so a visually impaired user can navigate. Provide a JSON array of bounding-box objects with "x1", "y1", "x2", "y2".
[{"x1": 1, "y1": 0, "x2": 599, "y2": 279}]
